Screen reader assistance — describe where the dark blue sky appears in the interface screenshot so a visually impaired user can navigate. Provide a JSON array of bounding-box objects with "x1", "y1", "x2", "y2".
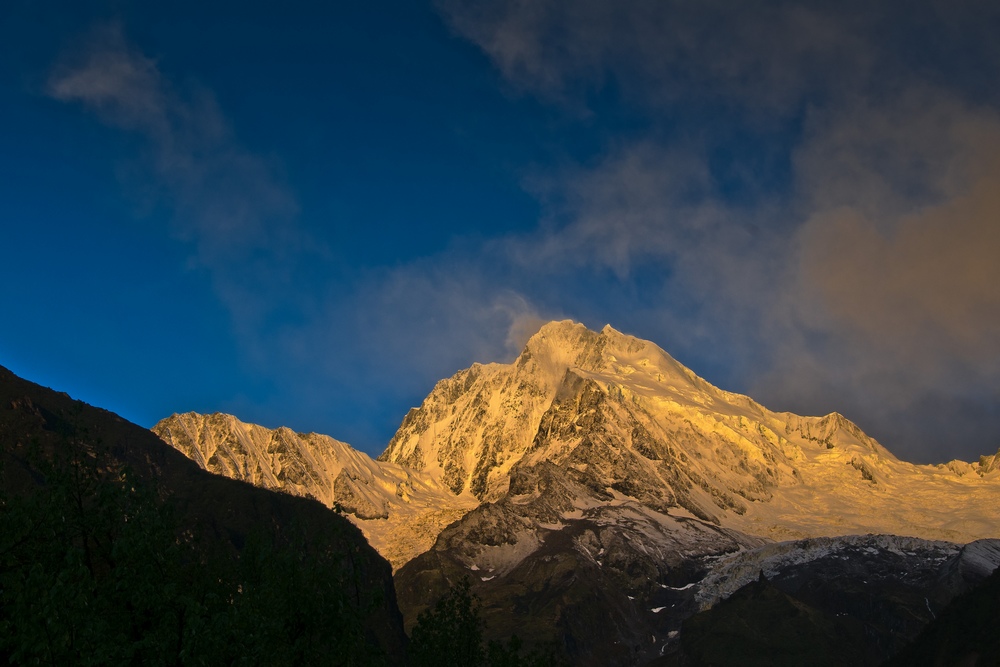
[{"x1": 2, "y1": 1, "x2": 998, "y2": 463}]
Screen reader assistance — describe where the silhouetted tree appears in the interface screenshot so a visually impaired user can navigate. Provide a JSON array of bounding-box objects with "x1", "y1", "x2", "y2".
[
  {"x1": 0, "y1": 452, "x2": 384, "y2": 666},
  {"x1": 408, "y1": 578, "x2": 563, "y2": 667}
]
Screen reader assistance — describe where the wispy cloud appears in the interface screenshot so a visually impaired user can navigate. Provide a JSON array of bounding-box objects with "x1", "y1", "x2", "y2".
[
  {"x1": 438, "y1": 0, "x2": 881, "y2": 114},
  {"x1": 768, "y1": 96, "x2": 1000, "y2": 460},
  {"x1": 277, "y1": 256, "x2": 554, "y2": 387},
  {"x1": 48, "y1": 22, "x2": 302, "y2": 277},
  {"x1": 508, "y1": 144, "x2": 728, "y2": 276},
  {"x1": 47, "y1": 23, "x2": 328, "y2": 365}
]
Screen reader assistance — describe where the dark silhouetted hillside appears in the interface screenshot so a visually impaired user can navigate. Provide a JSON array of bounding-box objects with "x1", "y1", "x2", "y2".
[{"x1": 0, "y1": 364, "x2": 407, "y2": 664}]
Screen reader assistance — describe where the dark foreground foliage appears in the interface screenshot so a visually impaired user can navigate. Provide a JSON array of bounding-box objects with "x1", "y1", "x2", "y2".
[
  {"x1": 0, "y1": 451, "x2": 383, "y2": 666},
  {"x1": 409, "y1": 578, "x2": 563, "y2": 667},
  {"x1": 0, "y1": 363, "x2": 407, "y2": 664}
]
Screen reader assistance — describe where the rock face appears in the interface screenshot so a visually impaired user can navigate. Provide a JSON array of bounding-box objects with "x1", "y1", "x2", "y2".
[
  {"x1": 380, "y1": 322, "x2": 609, "y2": 501},
  {"x1": 153, "y1": 412, "x2": 477, "y2": 569},
  {"x1": 673, "y1": 536, "x2": 1000, "y2": 666},
  {"x1": 395, "y1": 488, "x2": 766, "y2": 666},
  {"x1": 884, "y1": 554, "x2": 1000, "y2": 667}
]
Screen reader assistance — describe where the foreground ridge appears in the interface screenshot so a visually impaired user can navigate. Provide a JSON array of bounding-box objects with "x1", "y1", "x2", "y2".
[{"x1": 0, "y1": 364, "x2": 408, "y2": 661}]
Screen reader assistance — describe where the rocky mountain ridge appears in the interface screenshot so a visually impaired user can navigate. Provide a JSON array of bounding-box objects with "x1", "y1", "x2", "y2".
[
  {"x1": 667, "y1": 535, "x2": 1000, "y2": 666},
  {"x1": 153, "y1": 412, "x2": 477, "y2": 569}
]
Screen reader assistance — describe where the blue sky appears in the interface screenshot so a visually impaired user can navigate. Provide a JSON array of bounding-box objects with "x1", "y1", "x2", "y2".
[{"x1": 2, "y1": 1, "x2": 998, "y2": 463}]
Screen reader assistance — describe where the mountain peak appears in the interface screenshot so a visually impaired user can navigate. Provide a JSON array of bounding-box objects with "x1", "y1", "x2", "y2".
[
  {"x1": 380, "y1": 321, "x2": 718, "y2": 502},
  {"x1": 520, "y1": 320, "x2": 600, "y2": 373},
  {"x1": 519, "y1": 321, "x2": 705, "y2": 400},
  {"x1": 520, "y1": 320, "x2": 659, "y2": 376},
  {"x1": 525, "y1": 319, "x2": 596, "y2": 349},
  {"x1": 525, "y1": 320, "x2": 634, "y2": 351},
  {"x1": 377, "y1": 319, "x2": 1000, "y2": 544}
]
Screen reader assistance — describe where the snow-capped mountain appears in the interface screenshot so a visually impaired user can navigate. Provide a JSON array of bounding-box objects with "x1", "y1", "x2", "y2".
[
  {"x1": 152, "y1": 412, "x2": 477, "y2": 568},
  {"x1": 382, "y1": 320, "x2": 1000, "y2": 544}
]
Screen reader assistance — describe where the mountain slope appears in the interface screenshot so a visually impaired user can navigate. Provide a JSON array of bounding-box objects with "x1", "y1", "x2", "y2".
[
  {"x1": 156, "y1": 321, "x2": 1000, "y2": 574},
  {"x1": 665, "y1": 537, "x2": 1000, "y2": 666},
  {"x1": 884, "y1": 557, "x2": 1000, "y2": 667},
  {"x1": 153, "y1": 412, "x2": 477, "y2": 568},
  {"x1": 0, "y1": 364, "x2": 407, "y2": 661}
]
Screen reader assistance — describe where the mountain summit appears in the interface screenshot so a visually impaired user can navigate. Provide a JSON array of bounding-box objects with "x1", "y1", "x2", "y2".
[
  {"x1": 381, "y1": 321, "x2": 1000, "y2": 664},
  {"x1": 381, "y1": 321, "x2": 724, "y2": 500}
]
